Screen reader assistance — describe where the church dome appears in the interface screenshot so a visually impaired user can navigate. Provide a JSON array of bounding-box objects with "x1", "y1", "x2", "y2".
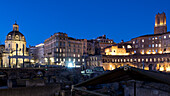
[{"x1": 6, "y1": 22, "x2": 26, "y2": 42}]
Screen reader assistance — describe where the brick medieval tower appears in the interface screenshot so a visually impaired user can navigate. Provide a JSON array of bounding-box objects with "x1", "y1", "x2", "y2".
[{"x1": 154, "y1": 12, "x2": 167, "y2": 34}]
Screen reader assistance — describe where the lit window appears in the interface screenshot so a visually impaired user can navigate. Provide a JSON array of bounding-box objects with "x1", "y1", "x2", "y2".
[
  {"x1": 159, "y1": 44, "x2": 161, "y2": 47},
  {"x1": 158, "y1": 58, "x2": 160, "y2": 62},
  {"x1": 134, "y1": 50, "x2": 136, "y2": 54},
  {"x1": 156, "y1": 49, "x2": 158, "y2": 53},
  {"x1": 56, "y1": 58, "x2": 58, "y2": 61},
  {"x1": 138, "y1": 59, "x2": 140, "y2": 62},
  {"x1": 69, "y1": 58, "x2": 71, "y2": 62},
  {"x1": 149, "y1": 45, "x2": 151, "y2": 47},
  {"x1": 155, "y1": 37, "x2": 157, "y2": 39},
  {"x1": 142, "y1": 50, "x2": 144, "y2": 54},
  {"x1": 73, "y1": 54, "x2": 75, "y2": 57},
  {"x1": 133, "y1": 41, "x2": 135, "y2": 44},
  {"x1": 152, "y1": 37, "x2": 154, "y2": 40},
  {"x1": 164, "y1": 36, "x2": 166, "y2": 39},
  {"x1": 150, "y1": 58, "x2": 152, "y2": 62},
  {"x1": 142, "y1": 39, "x2": 144, "y2": 42},
  {"x1": 142, "y1": 59, "x2": 144, "y2": 62},
  {"x1": 63, "y1": 54, "x2": 65, "y2": 57},
  {"x1": 127, "y1": 45, "x2": 132, "y2": 48},
  {"x1": 78, "y1": 54, "x2": 80, "y2": 57},
  {"x1": 146, "y1": 58, "x2": 148, "y2": 62},
  {"x1": 60, "y1": 48, "x2": 62, "y2": 52},
  {"x1": 134, "y1": 59, "x2": 136, "y2": 62},
  {"x1": 82, "y1": 59, "x2": 84, "y2": 62},
  {"x1": 155, "y1": 44, "x2": 158, "y2": 47},
  {"x1": 130, "y1": 59, "x2": 133, "y2": 62},
  {"x1": 63, "y1": 58, "x2": 65, "y2": 61},
  {"x1": 73, "y1": 59, "x2": 75, "y2": 62},
  {"x1": 142, "y1": 45, "x2": 144, "y2": 48},
  {"x1": 78, "y1": 59, "x2": 80, "y2": 62},
  {"x1": 154, "y1": 58, "x2": 156, "y2": 62},
  {"x1": 152, "y1": 44, "x2": 154, "y2": 47}
]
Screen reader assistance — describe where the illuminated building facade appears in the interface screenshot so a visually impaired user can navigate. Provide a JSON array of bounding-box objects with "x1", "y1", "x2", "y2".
[
  {"x1": 29, "y1": 43, "x2": 44, "y2": 64},
  {"x1": 87, "y1": 35, "x2": 115, "y2": 55},
  {"x1": 105, "y1": 46, "x2": 129, "y2": 55},
  {"x1": 1, "y1": 22, "x2": 29, "y2": 68},
  {"x1": 154, "y1": 12, "x2": 167, "y2": 34},
  {"x1": 86, "y1": 12, "x2": 170, "y2": 72},
  {"x1": 44, "y1": 32, "x2": 87, "y2": 67}
]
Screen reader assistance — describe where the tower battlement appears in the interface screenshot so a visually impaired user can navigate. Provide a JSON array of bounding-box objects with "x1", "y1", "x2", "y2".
[{"x1": 154, "y1": 12, "x2": 167, "y2": 34}]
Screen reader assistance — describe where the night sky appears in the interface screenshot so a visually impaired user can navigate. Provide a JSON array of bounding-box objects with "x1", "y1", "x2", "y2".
[{"x1": 0, "y1": 0, "x2": 170, "y2": 47}]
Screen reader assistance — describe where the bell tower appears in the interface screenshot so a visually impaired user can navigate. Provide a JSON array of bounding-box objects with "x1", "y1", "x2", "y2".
[{"x1": 154, "y1": 12, "x2": 167, "y2": 34}]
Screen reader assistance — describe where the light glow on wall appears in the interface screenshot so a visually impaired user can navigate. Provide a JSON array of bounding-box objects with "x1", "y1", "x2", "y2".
[
  {"x1": 68, "y1": 63, "x2": 74, "y2": 67},
  {"x1": 159, "y1": 67, "x2": 164, "y2": 71}
]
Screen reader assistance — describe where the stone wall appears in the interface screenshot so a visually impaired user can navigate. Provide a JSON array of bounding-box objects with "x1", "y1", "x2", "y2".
[{"x1": 0, "y1": 84, "x2": 60, "y2": 96}]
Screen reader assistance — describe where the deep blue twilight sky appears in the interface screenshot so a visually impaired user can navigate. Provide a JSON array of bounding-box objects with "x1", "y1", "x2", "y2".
[{"x1": 0, "y1": 0, "x2": 170, "y2": 46}]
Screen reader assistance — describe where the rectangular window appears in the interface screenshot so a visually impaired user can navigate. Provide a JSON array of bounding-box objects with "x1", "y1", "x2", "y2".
[
  {"x1": 152, "y1": 37, "x2": 154, "y2": 40},
  {"x1": 150, "y1": 58, "x2": 152, "y2": 62},
  {"x1": 155, "y1": 44, "x2": 158, "y2": 47},
  {"x1": 146, "y1": 58, "x2": 148, "y2": 62},
  {"x1": 164, "y1": 36, "x2": 166, "y2": 39},
  {"x1": 134, "y1": 50, "x2": 136, "y2": 53},
  {"x1": 149, "y1": 45, "x2": 151, "y2": 47},
  {"x1": 142, "y1": 45, "x2": 144, "y2": 48},
  {"x1": 138, "y1": 59, "x2": 140, "y2": 62},
  {"x1": 152, "y1": 44, "x2": 154, "y2": 47},
  {"x1": 142, "y1": 39, "x2": 144, "y2": 42}
]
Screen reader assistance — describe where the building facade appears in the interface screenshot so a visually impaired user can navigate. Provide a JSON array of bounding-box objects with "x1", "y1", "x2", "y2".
[
  {"x1": 1, "y1": 22, "x2": 29, "y2": 68},
  {"x1": 44, "y1": 32, "x2": 87, "y2": 67},
  {"x1": 86, "y1": 12, "x2": 170, "y2": 72},
  {"x1": 29, "y1": 43, "x2": 45, "y2": 64},
  {"x1": 87, "y1": 35, "x2": 115, "y2": 55}
]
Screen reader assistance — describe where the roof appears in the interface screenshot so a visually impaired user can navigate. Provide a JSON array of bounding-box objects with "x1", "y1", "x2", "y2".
[
  {"x1": 131, "y1": 31, "x2": 170, "y2": 40},
  {"x1": 75, "y1": 66, "x2": 170, "y2": 87},
  {"x1": 6, "y1": 31, "x2": 25, "y2": 41},
  {"x1": 0, "y1": 45, "x2": 5, "y2": 47}
]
